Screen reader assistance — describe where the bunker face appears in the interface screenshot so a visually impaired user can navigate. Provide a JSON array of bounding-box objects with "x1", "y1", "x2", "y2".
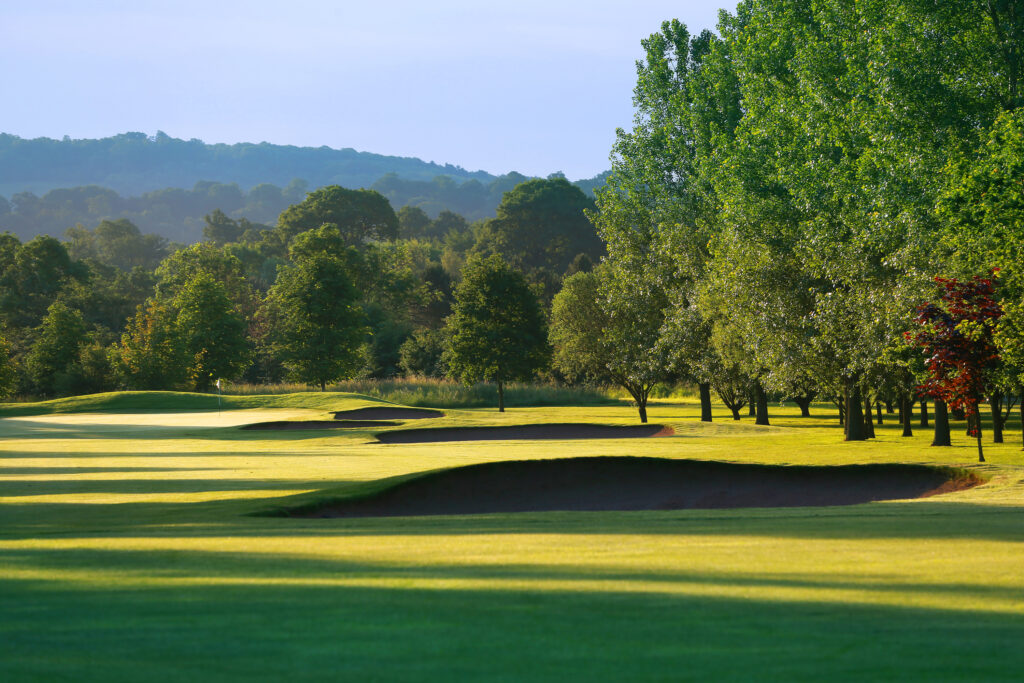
[
  {"x1": 333, "y1": 407, "x2": 444, "y2": 420},
  {"x1": 294, "y1": 457, "x2": 980, "y2": 518},
  {"x1": 376, "y1": 423, "x2": 672, "y2": 443},
  {"x1": 242, "y1": 420, "x2": 400, "y2": 431}
]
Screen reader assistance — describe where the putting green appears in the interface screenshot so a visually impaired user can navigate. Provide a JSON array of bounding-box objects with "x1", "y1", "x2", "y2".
[{"x1": 1, "y1": 391, "x2": 1023, "y2": 681}]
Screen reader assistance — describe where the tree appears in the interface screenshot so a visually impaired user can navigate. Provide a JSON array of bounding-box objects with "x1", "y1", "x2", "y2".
[
  {"x1": 0, "y1": 333, "x2": 18, "y2": 399},
  {"x1": 445, "y1": 255, "x2": 549, "y2": 411},
  {"x1": 155, "y1": 243, "x2": 257, "y2": 316},
  {"x1": 0, "y1": 235, "x2": 85, "y2": 332},
  {"x1": 268, "y1": 256, "x2": 367, "y2": 390},
  {"x1": 202, "y1": 210, "x2": 245, "y2": 246},
  {"x1": 174, "y1": 273, "x2": 250, "y2": 391},
  {"x1": 25, "y1": 301, "x2": 88, "y2": 396},
  {"x1": 476, "y1": 178, "x2": 601, "y2": 275},
  {"x1": 276, "y1": 185, "x2": 398, "y2": 246},
  {"x1": 399, "y1": 328, "x2": 447, "y2": 377},
  {"x1": 593, "y1": 19, "x2": 738, "y2": 425},
  {"x1": 909, "y1": 274, "x2": 1003, "y2": 462},
  {"x1": 397, "y1": 205, "x2": 432, "y2": 239},
  {"x1": 549, "y1": 268, "x2": 670, "y2": 423},
  {"x1": 118, "y1": 299, "x2": 190, "y2": 390}
]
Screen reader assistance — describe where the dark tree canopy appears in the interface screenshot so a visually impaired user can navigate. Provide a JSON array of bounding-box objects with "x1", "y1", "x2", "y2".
[{"x1": 478, "y1": 177, "x2": 601, "y2": 275}]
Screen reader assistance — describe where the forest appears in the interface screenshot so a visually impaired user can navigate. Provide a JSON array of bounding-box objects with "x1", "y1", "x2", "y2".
[
  {"x1": 2, "y1": 0, "x2": 1023, "y2": 456},
  {"x1": 0, "y1": 170, "x2": 607, "y2": 244}
]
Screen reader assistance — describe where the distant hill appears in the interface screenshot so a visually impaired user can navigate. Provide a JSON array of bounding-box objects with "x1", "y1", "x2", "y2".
[
  {"x1": 0, "y1": 133, "x2": 610, "y2": 243},
  {"x1": 0, "y1": 131, "x2": 500, "y2": 198}
]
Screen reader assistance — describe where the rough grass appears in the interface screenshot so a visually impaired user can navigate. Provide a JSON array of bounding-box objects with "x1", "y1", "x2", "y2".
[
  {"x1": 227, "y1": 378, "x2": 618, "y2": 408},
  {"x1": 1, "y1": 392, "x2": 1023, "y2": 681}
]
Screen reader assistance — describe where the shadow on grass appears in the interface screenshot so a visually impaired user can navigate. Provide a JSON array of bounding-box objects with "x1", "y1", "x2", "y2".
[
  {"x1": 0, "y1": 419, "x2": 396, "y2": 442},
  {"x1": 2, "y1": 499, "x2": 1023, "y2": 543},
  {"x1": 1, "y1": 548, "x2": 1023, "y2": 680},
  {"x1": 0, "y1": 478, "x2": 315, "y2": 497},
  {"x1": 0, "y1": 466, "x2": 228, "y2": 476}
]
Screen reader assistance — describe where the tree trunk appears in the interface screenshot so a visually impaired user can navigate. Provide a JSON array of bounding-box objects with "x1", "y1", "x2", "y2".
[
  {"x1": 932, "y1": 399, "x2": 951, "y2": 447},
  {"x1": 846, "y1": 380, "x2": 866, "y2": 441},
  {"x1": 794, "y1": 395, "x2": 812, "y2": 417},
  {"x1": 920, "y1": 399, "x2": 928, "y2": 428},
  {"x1": 876, "y1": 399, "x2": 883, "y2": 425},
  {"x1": 836, "y1": 396, "x2": 845, "y2": 427},
  {"x1": 901, "y1": 396, "x2": 913, "y2": 437},
  {"x1": 748, "y1": 392, "x2": 757, "y2": 417},
  {"x1": 731, "y1": 406, "x2": 741, "y2": 420},
  {"x1": 497, "y1": 381, "x2": 505, "y2": 412},
  {"x1": 990, "y1": 391, "x2": 1004, "y2": 444},
  {"x1": 885, "y1": 399, "x2": 895, "y2": 414},
  {"x1": 699, "y1": 383, "x2": 713, "y2": 422},
  {"x1": 951, "y1": 405, "x2": 965, "y2": 420},
  {"x1": 972, "y1": 407, "x2": 985, "y2": 463},
  {"x1": 863, "y1": 392, "x2": 875, "y2": 438},
  {"x1": 320, "y1": 379, "x2": 326, "y2": 391},
  {"x1": 898, "y1": 400, "x2": 904, "y2": 425},
  {"x1": 755, "y1": 382, "x2": 770, "y2": 426},
  {"x1": 628, "y1": 386, "x2": 648, "y2": 424}
]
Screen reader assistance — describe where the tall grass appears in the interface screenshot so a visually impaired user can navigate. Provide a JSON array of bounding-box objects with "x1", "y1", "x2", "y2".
[{"x1": 224, "y1": 377, "x2": 619, "y2": 408}]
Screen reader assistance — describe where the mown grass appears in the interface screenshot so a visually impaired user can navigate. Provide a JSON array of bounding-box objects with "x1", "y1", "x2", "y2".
[{"x1": 1, "y1": 392, "x2": 1023, "y2": 681}]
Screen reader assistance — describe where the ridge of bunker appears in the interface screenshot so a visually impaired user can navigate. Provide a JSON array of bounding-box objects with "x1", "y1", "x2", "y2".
[
  {"x1": 333, "y1": 407, "x2": 444, "y2": 420},
  {"x1": 286, "y1": 457, "x2": 981, "y2": 518},
  {"x1": 376, "y1": 423, "x2": 673, "y2": 443}
]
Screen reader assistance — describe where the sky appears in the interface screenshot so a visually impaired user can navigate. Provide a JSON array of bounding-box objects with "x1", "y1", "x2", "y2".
[{"x1": 3, "y1": 1, "x2": 731, "y2": 180}]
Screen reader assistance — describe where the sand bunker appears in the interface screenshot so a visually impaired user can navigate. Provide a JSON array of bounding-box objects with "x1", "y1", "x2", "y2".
[
  {"x1": 333, "y1": 407, "x2": 444, "y2": 420},
  {"x1": 377, "y1": 423, "x2": 672, "y2": 443},
  {"x1": 242, "y1": 420, "x2": 400, "y2": 431},
  {"x1": 295, "y1": 457, "x2": 981, "y2": 518}
]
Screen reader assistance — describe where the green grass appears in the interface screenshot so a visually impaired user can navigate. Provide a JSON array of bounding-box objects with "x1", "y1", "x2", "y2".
[
  {"x1": 1, "y1": 393, "x2": 1023, "y2": 681},
  {"x1": 227, "y1": 377, "x2": 619, "y2": 408}
]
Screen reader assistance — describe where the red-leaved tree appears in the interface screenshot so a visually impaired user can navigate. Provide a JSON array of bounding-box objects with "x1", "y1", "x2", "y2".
[{"x1": 908, "y1": 273, "x2": 1003, "y2": 462}]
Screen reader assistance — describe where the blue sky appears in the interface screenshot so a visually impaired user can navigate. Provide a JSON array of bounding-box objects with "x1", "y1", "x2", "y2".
[{"x1": 4, "y1": 1, "x2": 730, "y2": 179}]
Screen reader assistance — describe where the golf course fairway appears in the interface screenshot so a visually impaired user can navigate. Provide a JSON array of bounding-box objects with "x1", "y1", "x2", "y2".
[{"x1": 1, "y1": 391, "x2": 1023, "y2": 681}]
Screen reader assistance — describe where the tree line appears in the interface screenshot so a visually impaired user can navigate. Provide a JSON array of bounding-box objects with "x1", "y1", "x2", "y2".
[
  {"x1": 0, "y1": 172, "x2": 605, "y2": 245},
  {"x1": 0, "y1": 177, "x2": 600, "y2": 401},
  {"x1": 545, "y1": 0, "x2": 1024, "y2": 456}
]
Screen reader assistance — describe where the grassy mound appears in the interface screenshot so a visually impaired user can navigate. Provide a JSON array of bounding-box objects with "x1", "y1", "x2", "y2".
[
  {"x1": 0, "y1": 390, "x2": 398, "y2": 418},
  {"x1": 332, "y1": 407, "x2": 444, "y2": 420},
  {"x1": 274, "y1": 457, "x2": 982, "y2": 518},
  {"x1": 241, "y1": 420, "x2": 400, "y2": 431}
]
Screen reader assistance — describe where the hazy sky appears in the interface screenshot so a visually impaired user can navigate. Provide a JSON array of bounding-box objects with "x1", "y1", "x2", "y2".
[{"x1": 4, "y1": 1, "x2": 731, "y2": 179}]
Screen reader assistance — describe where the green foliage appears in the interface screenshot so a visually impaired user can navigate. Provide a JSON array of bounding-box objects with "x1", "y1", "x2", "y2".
[
  {"x1": 65, "y1": 218, "x2": 170, "y2": 271},
  {"x1": 444, "y1": 255, "x2": 550, "y2": 407},
  {"x1": 173, "y1": 273, "x2": 250, "y2": 391},
  {"x1": 0, "y1": 234, "x2": 85, "y2": 331},
  {"x1": 24, "y1": 301, "x2": 88, "y2": 396},
  {"x1": 0, "y1": 333, "x2": 17, "y2": 399},
  {"x1": 269, "y1": 256, "x2": 368, "y2": 389},
  {"x1": 276, "y1": 185, "x2": 398, "y2": 246},
  {"x1": 549, "y1": 269, "x2": 613, "y2": 384},
  {"x1": 399, "y1": 328, "x2": 448, "y2": 377},
  {"x1": 117, "y1": 299, "x2": 190, "y2": 390},
  {"x1": 474, "y1": 177, "x2": 601, "y2": 275},
  {"x1": 396, "y1": 205, "x2": 431, "y2": 239}
]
